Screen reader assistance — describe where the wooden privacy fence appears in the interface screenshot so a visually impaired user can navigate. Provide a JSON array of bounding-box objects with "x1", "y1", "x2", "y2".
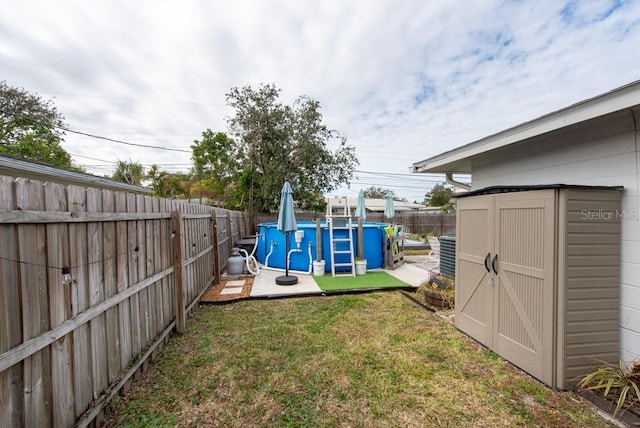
[
  {"x1": 255, "y1": 211, "x2": 456, "y2": 236},
  {"x1": 393, "y1": 212, "x2": 456, "y2": 236},
  {"x1": 0, "y1": 175, "x2": 250, "y2": 427}
]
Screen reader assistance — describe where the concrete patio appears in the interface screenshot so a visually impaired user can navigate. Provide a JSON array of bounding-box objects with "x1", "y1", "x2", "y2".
[{"x1": 249, "y1": 261, "x2": 432, "y2": 298}]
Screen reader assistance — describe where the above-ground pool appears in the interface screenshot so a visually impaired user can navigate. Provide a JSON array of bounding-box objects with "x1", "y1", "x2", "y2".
[{"x1": 256, "y1": 221, "x2": 388, "y2": 272}]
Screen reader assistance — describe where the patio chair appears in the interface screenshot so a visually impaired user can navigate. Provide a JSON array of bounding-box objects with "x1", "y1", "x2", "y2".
[{"x1": 426, "y1": 236, "x2": 440, "y2": 270}]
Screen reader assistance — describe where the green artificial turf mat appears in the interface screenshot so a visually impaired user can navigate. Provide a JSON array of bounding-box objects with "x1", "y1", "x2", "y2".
[{"x1": 313, "y1": 271, "x2": 410, "y2": 291}]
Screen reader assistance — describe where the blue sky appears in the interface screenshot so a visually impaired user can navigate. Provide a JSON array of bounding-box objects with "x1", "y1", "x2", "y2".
[{"x1": 1, "y1": 0, "x2": 640, "y2": 201}]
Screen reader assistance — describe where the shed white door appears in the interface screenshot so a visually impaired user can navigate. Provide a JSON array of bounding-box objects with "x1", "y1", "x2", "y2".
[
  {"x1": 493, "y1": 191, "x2": 555, "y2": 385},
  {"x1": 455, "y1": 194, "x2": 493, "y2": 347},
  {"x1": 456, "y1": 190, "x2": 556, "y2": 385}
]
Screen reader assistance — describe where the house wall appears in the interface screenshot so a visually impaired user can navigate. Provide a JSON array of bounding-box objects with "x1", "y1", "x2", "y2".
[{"x1": 470, "y1": 108, "x2": 640, "y2": 363}]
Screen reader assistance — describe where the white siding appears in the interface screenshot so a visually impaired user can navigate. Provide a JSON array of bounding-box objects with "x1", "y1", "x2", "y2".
[{"x1": 470, "y1": 118, "x2": 640, "y2": 362}]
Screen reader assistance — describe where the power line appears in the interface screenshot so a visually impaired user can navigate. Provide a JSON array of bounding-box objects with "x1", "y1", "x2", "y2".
[
  {"x1": 68, "y1": 153, "x2": 119, "y2": 164},
  {"x1": 345, "y1": 170, "x2": 471, "y2": 194},
  {"x1": 352, "y1": 171, "x2": 469, "y2": 185},
  {"x1": 60, "y1": 126, "x2": 191, "y2": 153},
  {"x1": 69, "y1": 153, "x2": 193, "y2": 170},
  {"x1": 0, "y1": 108, "x2": 191, "y2": 153},
  {"x1": 355, "y1": 170, "x2": 467, "y2": 179},
  {"x1": 357, "y1": 170, "x2": 470, "y2": 178},
  {"x1": 350, "y1": 181, "x2": 434, "y2": 190}
]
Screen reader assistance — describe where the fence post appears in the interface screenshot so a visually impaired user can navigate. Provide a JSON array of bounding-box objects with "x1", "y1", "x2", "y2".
[
  {"x1": 238, "y1": 212, "x2": 246, "y2": 238},
  {"x1": 244, "y1": 212, "x2": 249, "y2": 237},
  {"x1": 211, "y1": 212, "x2": 220, "y2": 285},
  {"x1": 226, "y1": 212, "x2": 233, "y2": 249},
  {"x1": 171, "y1": 211, "x2": 185, "y2": 334},
  {"x1": 248, "y1": 210, "x2": 255, "y2": 236},
  {"x1": 440, "y1": 213, "x2": 445, "y2": 236}
]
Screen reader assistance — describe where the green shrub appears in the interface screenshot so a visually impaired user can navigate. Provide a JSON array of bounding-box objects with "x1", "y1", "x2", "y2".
[{"x1": 577, "y1": 360, "x2": 640, "y2": 416}]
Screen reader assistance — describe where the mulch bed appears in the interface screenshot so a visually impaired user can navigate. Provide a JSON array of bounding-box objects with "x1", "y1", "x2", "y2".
[
  {"x1": 200, "y1": 276, "x2": 254, "y2": 303},
  {"x1": 579, "y1": 389, "x2": 640, "y2": 426}
]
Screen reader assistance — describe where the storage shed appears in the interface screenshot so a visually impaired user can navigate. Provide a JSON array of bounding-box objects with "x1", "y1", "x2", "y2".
[
  {"x1": 412, "y1": 80, "x2": 640, "y2": 386},
  {"x1": 456, "y1": 185, "x2": 621, "y2": 389}
]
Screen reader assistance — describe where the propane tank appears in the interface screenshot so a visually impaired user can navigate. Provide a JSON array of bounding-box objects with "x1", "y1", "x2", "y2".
[{"x1": 227, "y1": 248, "x2": 244, "y2": 276}]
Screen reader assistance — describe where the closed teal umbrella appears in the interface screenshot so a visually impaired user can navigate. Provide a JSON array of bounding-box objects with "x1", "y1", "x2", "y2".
[
  {"x1": 355, "y1": 190, "x2": 366, "y2": 220},
  {"x1": 384, "y1": 193, "x2": 395, "y2": 220},
  {"x1": 277, "y1": 181, "x2": 297, "y2": 233},
  {"x1": 276, "y1": 181, "x2": 298, "y2": 285}
]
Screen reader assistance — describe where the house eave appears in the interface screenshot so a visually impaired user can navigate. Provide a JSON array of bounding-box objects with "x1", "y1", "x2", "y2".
[
  {"x1": 411, "y1": 79, "x2": 640, "y2": 174},
  {"x1": 0, "y1": 154, "x2": 153, "y2": 194}
]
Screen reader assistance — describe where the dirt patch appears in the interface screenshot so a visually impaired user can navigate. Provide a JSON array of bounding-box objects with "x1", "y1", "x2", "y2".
[{"x1": 200, "y1": 276, "x2": 254, "y2": 303}]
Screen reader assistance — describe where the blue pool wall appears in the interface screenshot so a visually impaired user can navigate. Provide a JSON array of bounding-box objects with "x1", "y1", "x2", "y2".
[{"x1": 256, "y1": 221, "x2": 387, "y2": 272}]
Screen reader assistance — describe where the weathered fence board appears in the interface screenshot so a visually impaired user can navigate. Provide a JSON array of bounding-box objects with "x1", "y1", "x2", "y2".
[
  {"x1": 44, "y1": 181, "x2": 74, "y2": 427},
  {"x1": 160, "y1": 198, "x2": 172, "y2": 328},
  {"x1": 68, "y1": 184, "x2": 93, "y2": 419},
  {"x1": 1, "y1": 176, "x2": 24, "y2": 427},
  {"x1": 102, "y1": 189, "x2": 121, "y2": 385},
  {"x1": 126, "y1": 193, "x2": 142, "y2": 363},
  {"x1": 88, "y1": 187, "x2": 108, "y2": 401},
  {"x1": 15, "y1": 178, "x2": 51, "y2": 428},
  {"x1": 171, "y1": 211, "x2": 185, "y2": 334},
  {"x1": 135, "y1": 194, "x2": 148, "y2": 355},
  {"x1": 114, "y1": 191, "x2": 132, "y2": 377},
  {"x1": 144, "y1": 196, "x2": 156, "y2": 352},
  {"x1": 212, "y1": 213, "x2": 220, "y2": 285}
]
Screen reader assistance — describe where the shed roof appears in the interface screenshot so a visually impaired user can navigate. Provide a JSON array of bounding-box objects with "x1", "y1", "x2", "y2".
[
  {"x1": 0, "y1": 154, "x2": 152, "y2": 194},
  {"x1": 411, "y1": 80, "x2": 640, "y2": 174},
  {"x1": 455, "y1": 184, "x2": 624, "y2": 199}
]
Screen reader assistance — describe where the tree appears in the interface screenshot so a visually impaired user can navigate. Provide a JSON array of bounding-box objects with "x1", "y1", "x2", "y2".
[
  {"x1": 0, "y1": 81, "x2": 82, "y2": 171},
  {"x1": 191, "y1": 130, "x2": 242, "y2": 207},
  {"x1": 424, "y1": 183, "x2": 456, "y2": 212},
  {"x1": 112, "y1": 160, "x2": 144, "y2": 185},
  {"x1": 361, "y1": 186, "x2": 407, "y2": 202},
  {"x1": 147, "y1": 165, "x2": 191, "y2": 198},
  {"x1": 226, "y1": 83, "x2": 358, "y2": 212},
  {"x1": 362, "y1": 186, "x2": 389, "y2": 199}
]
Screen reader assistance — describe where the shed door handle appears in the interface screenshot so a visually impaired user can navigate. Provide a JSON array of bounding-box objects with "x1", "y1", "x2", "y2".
[
  {"x1": 492, "y1": 254, "x2": 498, "y2": 274},
  {"x1": 484, "y1": 253, "x2": 491, "y2": 272}
]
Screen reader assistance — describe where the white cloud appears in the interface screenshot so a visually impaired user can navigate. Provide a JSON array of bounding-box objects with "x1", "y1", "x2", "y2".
[{"x1": 1, "y1": 0, "x2": 639, "y2": 200}]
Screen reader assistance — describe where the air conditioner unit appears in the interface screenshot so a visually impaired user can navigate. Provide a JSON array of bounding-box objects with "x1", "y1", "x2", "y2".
[{"x1": 439, "y1": 235, "x2": 456, "y2": 277}]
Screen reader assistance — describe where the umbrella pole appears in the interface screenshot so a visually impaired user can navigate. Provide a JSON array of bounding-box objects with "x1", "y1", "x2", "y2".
[
  {"x1": 276, "y1": 231, "x2": 298, "y2": 285},
  {"x1": 285, "y1": 232, "x2": 290, "y2": 277},
  {"x1": 357, "y1": 218, "x2": 364, "y2": 260}
]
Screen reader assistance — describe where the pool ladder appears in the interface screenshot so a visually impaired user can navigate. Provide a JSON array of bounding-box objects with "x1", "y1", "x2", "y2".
[{"x1": 327, "y1": 198, "x2": 356, "y2": 277}]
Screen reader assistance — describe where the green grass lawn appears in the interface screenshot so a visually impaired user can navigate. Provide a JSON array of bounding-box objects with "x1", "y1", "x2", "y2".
[
  {"x1": 104, "y1": 292, "x2": 611, "y2": 427},
  {"x1": 313, "y1": 271, "x2": 410, "y2": 291}
]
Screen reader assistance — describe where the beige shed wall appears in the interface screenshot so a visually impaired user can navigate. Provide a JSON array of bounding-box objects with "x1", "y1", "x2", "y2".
[{"x1": 557, "y1": 189, "x2": 621, "y2": 387}]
